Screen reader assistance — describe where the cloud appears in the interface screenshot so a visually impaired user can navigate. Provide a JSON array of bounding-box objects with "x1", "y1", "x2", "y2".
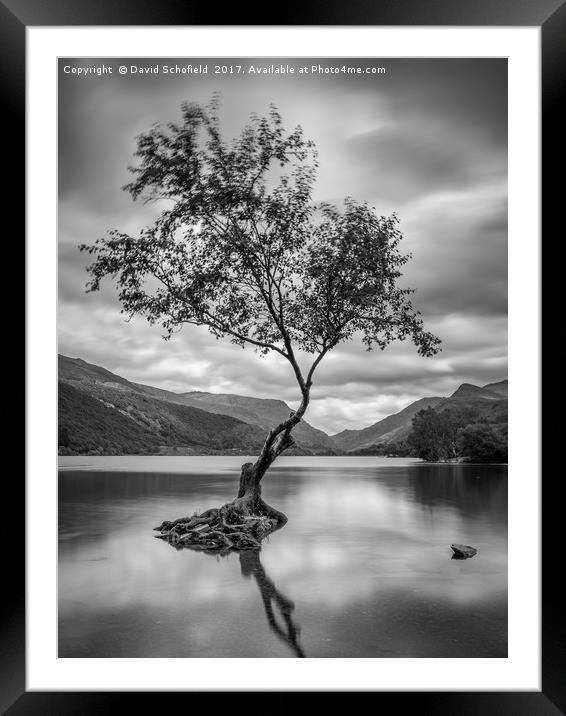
[{"x1": 346, "y1": 118, "x2": 506, "y2": 206}]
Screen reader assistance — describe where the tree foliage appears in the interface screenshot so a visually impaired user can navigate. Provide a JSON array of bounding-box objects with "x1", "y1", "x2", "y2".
[
  {"x1": 80, "y1": 97, "x2": 440, "y2": 400},
  {"x1": 408, "y1": 406, "x2": 507, "y2": 463},
  {"x1": 457, "y1": 423, "x2": 508, "y2": 463},
  {"x1": 408, "y1": 407, "x2": 476, "y2": 462}
]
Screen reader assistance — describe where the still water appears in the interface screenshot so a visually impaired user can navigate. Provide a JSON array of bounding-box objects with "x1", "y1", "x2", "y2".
[{"x1": 58, "y1": 456, "x2": 507, "y2": 658}]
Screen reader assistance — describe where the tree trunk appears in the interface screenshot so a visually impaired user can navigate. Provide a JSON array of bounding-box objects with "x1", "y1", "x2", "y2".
[
  {"x1": 154, "y1": 388, "x2": 310, "y2": 550},
  {"x1": 234, "y1": 387, "x2": 310, "y2": 520}
]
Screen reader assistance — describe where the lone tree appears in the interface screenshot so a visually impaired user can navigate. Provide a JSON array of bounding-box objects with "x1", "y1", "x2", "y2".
[{"x1": 80, "y1": 97, "x2": 440, "y2": 551}]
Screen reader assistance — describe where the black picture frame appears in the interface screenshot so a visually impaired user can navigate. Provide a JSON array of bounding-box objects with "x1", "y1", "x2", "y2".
[{"x1": 9, "y1": 0, "x2": 562, "y2": 711}]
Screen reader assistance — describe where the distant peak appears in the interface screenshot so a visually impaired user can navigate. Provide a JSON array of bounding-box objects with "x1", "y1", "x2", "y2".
[
  {"x1": 450, "y1": 383, "x2": 484, "y2": 397},
  {"x1": 59, "y1": 354, "x2": 85, "y2": 363},
  {"x1": 482, "y1": 379, "x2": 508, "y2": 396},
  {"x1": 450, "y1": 382, "x2": 505, "y2": 400}
]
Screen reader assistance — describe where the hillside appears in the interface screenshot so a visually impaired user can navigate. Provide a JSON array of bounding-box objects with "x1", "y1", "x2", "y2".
[
  {"x1": 332, "y1": 396, "x2": 443, "y2": 452},
  {"x1": 443, "y1": 383, "x2": 503, "y2": 401},
  {"x1": 164, "y1": 390, "x2": 337, "y2": 454},
  {"x1": 58, "y1": 354, "x2": 507, "y2": 458},
  {"x1": 434, "y1": 383, "x2": 508, "y2": 424},
  {"x1": 332, "y1": 379, "x2": 507, "y2": 453},
  {"x1": 58, "y1": 377, "x2": 266, "y2": 456},
  {"x1": 59, "y1": 380, "x2": 164, "y2": 455},
  {"x1": 58, "y1": 355, "x2": 337, "y2": 455},
  {"x1": 480, "y1": 379, "x2": 508, "y2": 397}
]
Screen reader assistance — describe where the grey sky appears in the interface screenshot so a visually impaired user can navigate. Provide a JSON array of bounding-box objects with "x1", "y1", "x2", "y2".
[{"x1": 58, "y1": 58, "x2": 507, "y2": 433}]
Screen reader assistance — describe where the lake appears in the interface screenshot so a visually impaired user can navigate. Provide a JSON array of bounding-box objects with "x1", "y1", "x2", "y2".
[{"x1": 58, "y1": 456, "x2": 507, "y2": 658}]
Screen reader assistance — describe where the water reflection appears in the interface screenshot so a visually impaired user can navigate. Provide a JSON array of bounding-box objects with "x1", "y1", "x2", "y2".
[
  {"x1": 409, "y1": 464, "x2": 508, "y2": 520},
  {"x1": 59, "y1": 457, "x2": 507, "y2": 658},
  {"x1": 239, "y1": 550, "x2": 305, "y2": 657},
  {"x1": 160, "y1": 520, "x2": 306, "y2": 658}
]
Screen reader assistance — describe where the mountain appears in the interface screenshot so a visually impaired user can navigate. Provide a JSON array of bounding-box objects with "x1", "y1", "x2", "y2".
[
  {"x1": 331, "y1": 379, "x2": 507, "y2": 453},
  {"x1": 58, "y1": 357, "x2": 267, "y2": 456},
  {"x1": 58, "y1": 355, "x2": 337, "y2": 455},
  {"x1": 59, "y1": 380, "x2": 267, "y2": 455},
  {"x1": 482, "y1": 379, "x2": 508, "y2": 397},
  {"x1": 431, "y1": 381, "x2": 508, "y2": 426},
  {"x1": 332, "y1": 396, "x2": 443, "y2": 452},
  {"x1": 59, "y1": 353, "x2": 507, "y2": 458},
  {"x1": 444, "y1": 383, "x2": 503, "y2": 401},
  {"x1": 152, "y1": 390, "x2": 338, "y2": 454}
]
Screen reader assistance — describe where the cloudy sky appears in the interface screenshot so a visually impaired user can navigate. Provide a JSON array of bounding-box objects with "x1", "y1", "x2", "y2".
[{"x1": 58, "y1": 58, "x2": 507, "y2": 434}]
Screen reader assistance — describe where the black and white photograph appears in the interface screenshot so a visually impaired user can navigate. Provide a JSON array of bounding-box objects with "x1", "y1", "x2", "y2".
[{"x1": 57, "y1": 57, "x2": 508, "y2": 659}]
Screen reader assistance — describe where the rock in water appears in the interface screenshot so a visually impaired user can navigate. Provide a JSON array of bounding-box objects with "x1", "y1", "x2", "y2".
[{"x1": 450, "y1": 543, "x2": 478, "y2": 559}]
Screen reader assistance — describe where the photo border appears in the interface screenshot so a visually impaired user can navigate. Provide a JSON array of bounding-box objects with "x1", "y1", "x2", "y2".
[{"x1": 9, "y1": 0, "x2": 561, "y2": 710}]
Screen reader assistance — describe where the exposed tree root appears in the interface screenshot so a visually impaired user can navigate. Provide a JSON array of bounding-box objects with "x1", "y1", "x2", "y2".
[{"x1": 153, "y1": 498, "x2": 287, "y2": 554}]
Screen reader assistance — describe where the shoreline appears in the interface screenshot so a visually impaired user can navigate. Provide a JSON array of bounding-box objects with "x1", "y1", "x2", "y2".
[{"x1": 57, "y1": 454, "x2": 507, "y2": 472}]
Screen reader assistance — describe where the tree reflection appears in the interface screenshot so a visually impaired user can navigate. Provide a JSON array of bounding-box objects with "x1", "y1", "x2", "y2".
[
  {"x1": 161, "y1": 526, "x2": 306, "y2": 658},
  {"x1": 239, "y1": 549, "x2": 305, "y2": 658}
]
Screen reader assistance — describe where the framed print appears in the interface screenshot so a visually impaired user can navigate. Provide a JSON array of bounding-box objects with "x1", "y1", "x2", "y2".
[{"x1": 8, "y1": 0, "x2": 562, "y2": 711}]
